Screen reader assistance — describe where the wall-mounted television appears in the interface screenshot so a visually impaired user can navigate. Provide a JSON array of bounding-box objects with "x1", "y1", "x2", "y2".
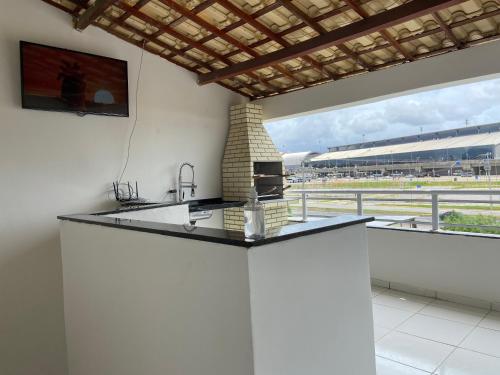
[{"x1": 20, "y1": 41, "x2": 129, "y2": 117}]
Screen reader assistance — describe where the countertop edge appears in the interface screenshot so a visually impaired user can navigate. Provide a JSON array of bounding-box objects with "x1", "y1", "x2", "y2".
[
  {"x1": 58, "y1": 214, "x2": 374, "y2": 248},
  {"x1": 93, "y1": 198, "x2": 245, "y2": 215}
]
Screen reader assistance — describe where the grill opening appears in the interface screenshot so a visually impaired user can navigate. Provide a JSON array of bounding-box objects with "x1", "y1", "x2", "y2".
[{"x1": 253, "y1": 162, "x2": 284, "y2": 200}]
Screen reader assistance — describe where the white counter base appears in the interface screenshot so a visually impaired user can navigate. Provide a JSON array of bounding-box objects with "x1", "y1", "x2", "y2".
[{"x1": 60, "y1": 220, "x2": 375, "y2": 375}]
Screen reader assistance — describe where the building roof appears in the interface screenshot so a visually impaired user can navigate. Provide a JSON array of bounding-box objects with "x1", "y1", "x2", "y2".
[
  {"x1": 328, "y1": 123, "x2": 500, "y2": 152},
  {"x1": 282, "y1": 151, "x2": 319, "y2": 166},
  {"x1": 42, "y1": 0, "x2": 500, "y2": 99},
  {"x1": 312, "y1": 131, "x2": 500, "y2": 161}
]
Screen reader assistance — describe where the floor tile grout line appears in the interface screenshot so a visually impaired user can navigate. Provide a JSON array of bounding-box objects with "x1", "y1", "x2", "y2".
[
  {"x1": 373, "y1": 302, "x2": 430, "y2": 315},
  {"x1": 429, "y1": 305, "x2": 491, "y2": 373},
  {"x1": 372, "y1": 288, "x2": 394, "y2": 343},
  {"x1": 377, "y1": 327, "x2": 500, "y2": 374},
  {"x1": 413, "y1": 310, "x2": 485, "y2": 327},
  {"x1": 416, "y1": 311, "x2": 487, "y2": 326},
  {"x1": 375, "y1": 354, "x2": 433, "y2": 374},
  {"x1": 373, "y1": 300, "x2": 490, "y2": 327},
  {"x1": 456, "y1": 346, "x2": 500, "y2": 360},
  {"x1": 477, "y1": 309, "x2": 498, "y2": 329},
  {"x1": 374, "y1": 325, "x2": 391, "y2": 343},
  {"x1": 392, "y1": 329, "x2": 464, "y2": 348},
  {"x1": 375, "y1": 293, "x2": 480, "y2": 374},
  {"x1": 374, "y1": 291, "x2": 437, "y2": 330},
  {"x1": 372, "y1": 295, "x2": 434, "y2": 312},
  {"x1": 372, "y1": 286, "x2": 500, "y2": 373},
  {"x1": 374, "y1": 294, "x2": 437, "y2": 371},
  {"x1": 375, "y1": 290, "x2": 437, "y2": 345}
]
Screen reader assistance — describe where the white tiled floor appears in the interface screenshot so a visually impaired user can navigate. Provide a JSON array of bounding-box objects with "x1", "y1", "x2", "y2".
[
  {"x1": 479, "y1": 310, "x2": 500, "y2": 332},
  {"x1": 372, "y1": 286, "x2": 500, "y2": 374}
]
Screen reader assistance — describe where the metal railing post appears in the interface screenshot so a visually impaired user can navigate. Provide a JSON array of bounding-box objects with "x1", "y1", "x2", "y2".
[
  {"x1": 356, "y1": 193, "x2": 363, "y2": 215},
  {"x1": 302, "y1": 192, "x2": 308, "y2": 222},
  {"x1": 287, "y1": 188, "x2": 500, "y2": 233},
  {"x1": 431, "y1": 193, "x2": 439, "y2": 231}
]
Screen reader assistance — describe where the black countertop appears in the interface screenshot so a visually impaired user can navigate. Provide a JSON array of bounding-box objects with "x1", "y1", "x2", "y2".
[
  {"x1": 58, "y1": 209, "x2": 374, "y2": 248},
  {"x1": 94, "y1": 197, "x2": 245, "y2": 215}
]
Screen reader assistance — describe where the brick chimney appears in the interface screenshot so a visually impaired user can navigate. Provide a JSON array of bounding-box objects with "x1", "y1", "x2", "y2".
[{"x1": 222, "y1": 103, "x2": 289, "y2": 231}]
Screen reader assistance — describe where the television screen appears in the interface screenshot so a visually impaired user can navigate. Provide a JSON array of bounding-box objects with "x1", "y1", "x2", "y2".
[{"x1": 20, "y1": 41, "x2": 129, "y2": 117}]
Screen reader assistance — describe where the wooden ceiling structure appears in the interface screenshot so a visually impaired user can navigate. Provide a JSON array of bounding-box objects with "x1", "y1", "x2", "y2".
[{"x1": 41, "y1": 0, "x2": 500, "y2": 99}]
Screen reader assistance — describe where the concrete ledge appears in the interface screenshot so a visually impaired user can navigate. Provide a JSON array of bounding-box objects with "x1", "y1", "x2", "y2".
[{"x1": 368, "y1": 228, "x2": 500, "y2": 308}]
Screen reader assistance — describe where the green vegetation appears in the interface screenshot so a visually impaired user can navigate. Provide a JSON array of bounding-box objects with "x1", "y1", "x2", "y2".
[
  {"x1": 441, "y1": 211, "x2": 500, "y2": 235},
  {"x1": 298, "y1": 179, "x2": 500, "y2": 190},
  {"x1": 380, "y1": 203, "x2": 500, "y2": 212},
  {"x1": 288, "y1": 205, "x2": 427, "y2": 217}
]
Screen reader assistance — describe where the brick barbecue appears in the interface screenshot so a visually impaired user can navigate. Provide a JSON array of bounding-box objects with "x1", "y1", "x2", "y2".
[{"x1": 222, "y1": 103, "x2": 289, "y2": 231}]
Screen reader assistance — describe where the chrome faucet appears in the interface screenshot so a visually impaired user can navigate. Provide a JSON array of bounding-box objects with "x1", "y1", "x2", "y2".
[{"x1": 178, "y1": 162, "x2": 197, "y2": 202}]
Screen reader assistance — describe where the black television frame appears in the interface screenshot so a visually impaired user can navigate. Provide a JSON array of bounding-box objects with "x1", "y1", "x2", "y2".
[{"x1": 20, "y1": 40, "x2": 129, "y2": 117}]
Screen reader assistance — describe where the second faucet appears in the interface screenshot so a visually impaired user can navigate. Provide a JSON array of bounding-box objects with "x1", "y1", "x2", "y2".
[{"x1": 178, "y1": 162, "x2": 197, "y2": 202}]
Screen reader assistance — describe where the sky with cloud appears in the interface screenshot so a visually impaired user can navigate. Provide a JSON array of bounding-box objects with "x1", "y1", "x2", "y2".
[{"x1": 264, "y1": 77, "x2": 500, "y2": 153}]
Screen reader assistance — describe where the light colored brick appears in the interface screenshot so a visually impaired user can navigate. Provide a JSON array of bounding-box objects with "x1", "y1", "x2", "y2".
[{"x1": 223, "y1": 103, "x2": 287, "y2": 230}]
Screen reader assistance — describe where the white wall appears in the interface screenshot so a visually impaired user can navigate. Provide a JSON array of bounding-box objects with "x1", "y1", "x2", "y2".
[
  {"x1": 248, "y1": 225, "x2": 375, "y2": 375},
  {"x1": 0, "y1": 1, "x2": 244, "y2": 374},
  {"x1": 368, "y1": 228, "x2": 500, "y2": 307},
  {"x1": 60, "y1": 221, "x2": 254, "y2": 375},
  {"x1": 60, "y1": 219, "x2": 375, "y2": 375},
  {"x1": 255, "y1": 40, "x2": 500, "y2": 121},
  {"x1": 193, "y1": 208, "x2": 224, "y2": 229}
]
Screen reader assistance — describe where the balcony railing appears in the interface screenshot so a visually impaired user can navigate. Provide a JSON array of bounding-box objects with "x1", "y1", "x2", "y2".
[{"x1": 288, "y1": 189, "x2": 500, "y2": 233}]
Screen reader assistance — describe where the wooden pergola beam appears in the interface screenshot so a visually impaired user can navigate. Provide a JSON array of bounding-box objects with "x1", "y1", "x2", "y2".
[
  {"x1": 198, "y1": 0, "x2": 466, "y2": 85},
  {"x1": 115, "y1": 0, "x2": 151, "y2": 24},
  {"x1": 225, "y1": 3, "x2": 353, "y2": 57},
  {"x1": 215, "y1": 0, "x2": 333, "y2": 79},
  {"x1": 67, "y1": 0, "x2": 273, "y2": 96},
  {"x1": 104, "y1": 15, "x2": 213, "y2": 72},
  {"x1": 181, "y1": 0, "x2": 354, "y2": 62},
  {"x1": 42, "y1": 0, "x2": 499, "y2": 99},
  {"x1": 179, "y1": 2, "x2": 281, "y2": 54},
  {"x1": 114, "y1": 2, "x2": 229, "y2": 65},
  {"x1": 343, "y1": 0, "x2": 413, "y2": 61},
  {"x1": 74, "y1": 0, "x2": 116, "y2": 30},
  {"x1": 433, "y1": 11, "x2": 462, "y2": 47},
  {"x1": 168, "y1": 0, "x2": 217, "y2": 28},
  {"x1": 160, "y1": 0, "x2": 291, "y2": 93},
  {"x1": 42, "y1": 0, "x2": 79, "y2": 15},
  {"x1": 277, "y1": 0, "x2": 370, "y2": 70},
  {"x1": 115, "y1": 1, "x2": 282, "y2": 94},
  {"x1": 157, "y1": 0, "x2": 256, "y2": 58},
  {"x1": 276, "y1": 0, "x2": 321, "y2": 33},
  {"x1": 95, "y1": 22, "x2": 255, "y2": 98},
  {"x1": 157, "y1": 0, "x2": 306, "y2": 88}
]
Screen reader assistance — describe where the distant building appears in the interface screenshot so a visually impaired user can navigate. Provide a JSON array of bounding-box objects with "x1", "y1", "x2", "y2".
[
  {"x1": 311, "y1": 123, "x2": 500, "y2": 176},
  {"x1": 282, "y1": 151, "x2": 320, "y2": 172},
  {"x1": 327, "y1": 123, "x2": 500, "y2": 152}
]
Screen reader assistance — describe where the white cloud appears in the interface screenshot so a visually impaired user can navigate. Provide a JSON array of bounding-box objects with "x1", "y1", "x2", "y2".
[{"x1": 265, "y1": 78, "x2": 500, "y2": 152}]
